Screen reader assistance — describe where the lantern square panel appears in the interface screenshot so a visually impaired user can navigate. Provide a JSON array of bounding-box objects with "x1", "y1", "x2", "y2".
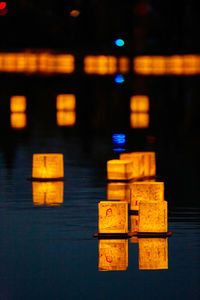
[
  {"x1": 32, "y1": 181, "x2": 64, "y2": 206},
  {"x1": 107, "y1": 182, "x2": 131, "y2": 202},
  {"x1": 130, "y1": 95, "x2": 149, "y2": 112},
  {"x1": 56, "y1": 111, "x2": 76, "y2": 127},
  {"x1": 10, "y1": 96, "x2": 26, "y2": 113},
  {"x1": 130, "y1": 112, "x2": 149, "y2": 128},
  {"x1": 56, "y1": 94, "x2": 76, "y2": 111},
  {"x1": 120, "y1": 153, "x2": 141, "y2": 178},
  {"x1": 107, "y1": 159, "x2": 133, "y2": 181},
  {"x1": 10, "y1": 113, "x2": 27, "y2": 129}
]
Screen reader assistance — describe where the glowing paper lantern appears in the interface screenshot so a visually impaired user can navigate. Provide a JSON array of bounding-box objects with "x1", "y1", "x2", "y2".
[
  {"x1": 133, "y1": 56, "x2": 152, "y2": 75},
  {"x1": 130, "y1": 182, "x2": 164, "y2": 211},
  {"x1": 138, "y1": 201, "x2": 168, "y2": 233},
  {"x1": 183, "y1": 55, "x2": 199, "y2": 75},
  {"x1": 99, "y1": 239, "x2": 128, "y2": 271},
  {"x1": 56, "y1": 111, "x2": 76, "y2": 127},
  {"x1": 130, "y1": 95, "x2": 149, "y2": 112},
  {"x1": 107, "y1": 159, "x2": 133, "y2": 181},
  {"x1": 56, "y1": 94, "x2": 76, "y2": 111},
  {"x1": 26, "y1": 53, "x2": 37, "y2": 73},
  {"x1": 16, "y1": 54, "x2": 26, "y2": 72},
  {"x1": 107, "y1": 182, "x2": 131, "y2": 202},
  {"x1": 120, "y1": 153, "x2": 141, "y2": 178},
  {"x1": 10, "y1": 96, "x2": 26, "y2": 113},
  {"x1": 70, "y1": 10, "x2": 80, "y2": 17},
  {"x1": 56, "y1": 55, "x2": 75, "y2": 73},
  {"x1": 139, "y1": 238, "x2": 168, "y2": 270},
  {"x1": 151, "y1": 56, "x2": 166, "y2": 75},
  {"x1": 130, "y1": 215, "x2": 139, "y2": 233},
  {"x1": 130, "y1": 112, "x2": 149, "y2": 128},
  {"x1": 32, "y1": 181, "x2": 64, "y2": 206},
  {"x1": 98, "y1": 201, "x2": 128, "y2": 234},
  {"x1": 84, "y1": 55, "x2": 117, "y2": 75},
  {"x1": 10, "y1": 113, "x2": 26, "y2": 129},
  {"x1": 32, "y1": 154, "x2": 64, "y2": 180},
  {"x1": 118, "y1": 57, "x2": 130, "y2": 74},
  {"x1": 167, "y1": 55, "x2": 183, "y2": 75}
]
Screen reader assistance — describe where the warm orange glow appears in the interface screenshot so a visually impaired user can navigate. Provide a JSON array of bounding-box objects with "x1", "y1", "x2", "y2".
[
  {"x1": 32, "y1": 154, "x2": 64, "y2": 179},
  {"x1": 118, "y1": 57, "x2": 130, "y2": 74},
  {"x1": 119, "y1": 153, "x2": 141, "y2": 179},
  {"x1": 38, "y1": 53, "x2": 54, "y2": 73},
  {"x1": 107, "y1": 159, "x2": 133, "y2": 181},
  {"x1": 10, "y1": 96, "x2": 26, "y2": 112},
  {"x1": 139, "y1": 238, "x2": 168, "y2": 270},
  {"x1": 151, "y1": 56, "x2": 166, "y2": 75},
  {"x1": 107, "y1": 182, "x2": 131, "y2": 202},
  {"x1": 56, "y1": 111, "x2": 76, "y2": 127},
  {"x1": 55, "y1": 54, "x2": 75, "y2": 73},
  {"x1": 84, "y1": 55, "x2": 117, "y2": 74},
  {"x1": 138, "y1": 201, "x2": 168, "y2": 233},
  {"x1": 70, "y1": 10, "x2": 80, "y2": 17},
  {"x1": 130, "y1": 215, "x2": 139, "y2": 233},
  {"x1": 99, "y1": 239, "x2": 128, "y2": 271},
  {"x1": 25, "y1": 53, "x2": 38, "y2": 72},
  {"x1": 183, "y1": 55, "x2": 199, "y2": 75},
  {"x1": 32, "y1": 181, "x2": 64, "y2": 206},
  {"x1": 98, "y1": 201, "x2": 128, "y2": 234},
  {"x1": 130, "y1": 95, "x2": 149, "y2": 112},
  {"x1": 167, "y1": 55, "x2": 183, "y2": 75},
  {"x1": 130, "y1": 112, "x2": 149, "y2": 128},
  {"x1": 130, "y1": 182, "x2": 164, "y2": 211},
  {"x1": 10, "y1": 113, "x2": 27, "y2": 129},
  {"x1": 56, "y1": 94, "x2": 76, "y2": 111},
  {"x1": 3, "y1": 54, "x2": 17, "y2": 72},
  {"x1": 134, "y1": 56, "x2": 152, "y2": 75}
]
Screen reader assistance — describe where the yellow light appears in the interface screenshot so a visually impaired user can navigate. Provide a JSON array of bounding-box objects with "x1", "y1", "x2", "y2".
[
  {"x1": 55, "y1": 54, "x2": 75, "y2": 73},
  {"x1": 130, "y1": 112, "x2": 149, "y2": 128},
  {"x1": 139, "y1": 238, "x2": 168, "y2": 270},
  {"x1": 167, "y1": 55, "x2": 183, "y2": 75},
  {"x1": 130, "y1": 182, "x2": 164, "y2": 211},
  {"x1": 32, "y1": 181, "x2": 64, "y2": 206},
  {"x1": 133, "y1": 56, "x2": 152, "y2": 75},
  {"x1": 119, "y1": 153, "x2": 141, "y2": 179},
  {"x1": 151, "y1": 56, "x2": 166, "y2": 75},
  {"x1": 130, "y1": 215, "x2": 139, "y2": 233},
  {"x1": 56, "y1": 94, "x2": 76, "y2": 111},
  {"x1": 130, "y1": 95, "x2": 149, "y2": 112},
  {"x1": 138, "y1": 201, "x2": 168, "y2": 233},
  {"x1": 3, "y1": 53, "x2": 16, "y2": 72},
  {"x1": 16, "y1": 54, "x2": 26, "y2": 72},
  {"x1": 26, "y1": 53, "x2": 38, "y2": 73},
  {"x1": 32, "y1": 153, "x2": 64, "y2": 180},
  {"x1": 107, "y1": 182, "x2": 131, "y2": 202},
  {"x1": 56, "y1": 111, "x2": 76, "y2": 127},
  {"x1": 98, "y1": 201, "x2": 128, "y2": 234},
  {"x1": 107, "y1": 159, "x2": 133, "y2": 181},
  {"x1": 84, "y1": 55, "x2": 117, "y2": 74},
  {"x1": 10, "y1": 96, "x2": 26, "y2": 113},
  {"x1": 118, "y1": 57, "x2": 130, "y2": 74},
  {"x1": 10, "y1": 113, "x2": 27, "y2": 129},
  {"x1": 99, "y1": 239, "x2": 128, "y2": 271},
  {"x1": 70, "y1": 10, "x2": 80, "y2": 18},
  {"x1": 183, "y1": 55, "x2": 199, "y2": 75}
]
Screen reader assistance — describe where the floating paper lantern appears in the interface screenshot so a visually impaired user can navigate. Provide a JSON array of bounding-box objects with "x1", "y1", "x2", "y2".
[
  {"x1": 99, "y1": 239, "x2": 128, "y2": 271},
  {"x1": 26, "y1": 53, "x2": 37, "y2": 73},
  {"x1": 56, "y1": 111, "x2": 76, "y2": 127},
  {"x1": 107, "y1": 182, "x2": 131, "y2": 202},
  {"x1": 3, "y1": 54, "x2": 17, "y2": 72},
  {"x1": 118, "y1": 57, "x2": 130, "y2": 74},
  {"x1": 32, "y1": 153, "x2": 64, "y2": 180},
  {"x1": 130, "y1": 182, "x2": 164, "y2": 211},
  {"x1": 139, "y1": 238, "x2": 168, "y2": 270},
  {"x1": 130, "y1": 95, "x2": 149, "y2": 112},
  {"x1": 98, "y1": 201, "x2": 128, "y2": 234},
  {"x1": 183, "y1": 55, "x2": 199, "y2": 75},
  {"x1": 130, "y1": 112, "x2": 149, "y2": 128},
  {"x1": 10, "y1": 96, "x2": 26, "y2": 113},
  {"x1": 32, "y1": 181, "x2": 64, "y2": 206},
  {"x1": 133, "y1": 56, "x2": 152, "y2": 75},
  {"x1": 56, "y1": 54, "x2": 75, "y2": 74},
  {"x1": 84, "y1": 55, "x2": 117, "y2": 75},
  {"x1": 138, "y1": 201, "x2": 168, "y2": 233},
  {"x1": 56, "y1": 94, "x2": 76, "y2": 111},
  {"x1": 10, "y1": 113, "x2": 27, "y2": 129},
  {"x1": 167, "y1": 55, "x2": 183, "y2": 75},
  {"x1": 107, "y1": 159, "x2": 133, "y2": 181},
  {"x1": 119, "y1": 153, "x2": 141, "y2": 178},
  {"x1": 151, "y1": 56, "x2": 166, "y2": 75},
  {"x1": 16, "y1": 54, "x2": 26, "y2": 72}
]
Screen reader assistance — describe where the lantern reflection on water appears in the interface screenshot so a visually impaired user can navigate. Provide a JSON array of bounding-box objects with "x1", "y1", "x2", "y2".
[
  {"x1": 138, "y1": 201, "x2": 168, "y2": 233},
  {"x1": 10, "y1": 113, "x2": 27, "y2": 129},
  {"x1": 130, "y1": 112, "x2": 149, "y2": 128},
  {"x1": 56, "y1": 94, "x2": 76, "y2": 111},
  {"x1": 107, "y1": 182, "x2": 131, "y2": 202},
  {"x1": 32, "y1": 181, "x2": 64, "y2": 206},
  {"x1": 139, "y1": 238, "x2": 168, "y2": 270},
  {"x1": 56, "y1": 111, "x2": 76, "y2": 127},
  {"x1": 130, "y1": 182, "x2": 164, "y2": 211},
  {"x1": 98, "y1": 201, "x2": 128, "y2": 234},
  {"x1": 130, "y1": 95, "x2": 149, "y2": 112},
  {"x1": 107, "y1": 159, "x2": 133, "y2": 181},
  {"x1": 98, "y1": 239, "x2": 128, "y2": 271},
  {"x1": 32, "y1": 154, "x2": 64, "y2": 180},
  {"x1": 10, "y1": 96, "x2": 26, "y2": 113}
]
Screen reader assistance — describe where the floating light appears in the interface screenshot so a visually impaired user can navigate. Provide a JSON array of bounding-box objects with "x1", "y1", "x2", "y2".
[
  {"x1": 167, "y1": 55, "x2": 183, "y2": 75},
  {"x1": 133, "y1": 56, "x2": 152, "y2": 75},
  {"x1": 114, "y1": 39, "x2": 125, "y2": 47},
  {"x1": 138, "y1": 201, "x2": 168, "y2": 233},
  {"x1": 32, "y1": 181, "x2": 64, "y2": 206},
  {"x1": 98, "y1": 239, "x2": 128, "y2": 271},
  {"x1": 107, "y1": 159, "x2": 133, "y2": 181},
  {"x1": 56, "y1": 94, "x2": 76, "y2": 111},
  {"x1": 107, "y1": 182, "x2": 131, "y2": 202},
  {"x1": 98, "y1": 201, "x2": 128, "y2": 234},
  {"x1": 56, "y1": 111, "x2": 76, "y2": 127},
  {"x1": 118, "y1": 57, "x2": 130, "y2": 74},
  {"x1": 139, "y1": 238, "x2": 168, "y2": 270},
  {"x1": 133, "y1": 151, "x2": 156, "y2": 178},
  {"x1": 130, "y1": 95, "x2": 149, "y2": 112},
  {"x1": 114, "y1": 74, "x2": 124, "y2": 83},
  {"x1": 130, "y1": 182, "x2": 164, "y2": 211},
  {"x1": 84, "y1": 55, "x2": 117, "y2": 75},
  {"x1": 112, "y1": 133, "x2": 126, "y2": 146},
  {"x1": 151, "y1": 56, "x2": 166, "y2": 75},
  {"x1": 32, "y1": 153, "x2": 64, "y2": 180},
  {"x1": 10, "y1": 96, "x2": 26, "y2": 113},
  {"x1": 10, "y1": 113, "x2": 26, "y2": 129},
  {"x1": 70, "y1": 10, "x2": 80, "y2": 18},
  {"x1": 55, "y1": 54, "x2": 75, "y2": 73},
  {"x1": 130, "y1": 112, "x2": 149, "y2": 128},
  {"x1": 120, "y1": 153, "x2": 141, "y2": 179}
]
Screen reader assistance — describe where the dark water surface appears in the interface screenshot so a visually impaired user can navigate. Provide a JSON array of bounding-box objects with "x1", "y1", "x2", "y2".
[{"x1": 0, "y1": 76, "x2": 200, "y2": 300}]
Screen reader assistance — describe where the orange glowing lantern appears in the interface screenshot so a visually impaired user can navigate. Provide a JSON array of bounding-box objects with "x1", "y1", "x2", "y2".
[
  {"x1": 99, "y1": 239, "x2": 128, "y2": 271},
  {"x1": 32, "y1": 153, "x2": 64, "y2": 180},
  {"x1": 151, "y1": 56, "x2": 166, "y2": 75},
  {"x1": 133, "y1": 56, "x2": 152, "y2": 75},
  {"x1": 10, "y1": 96, "x2": 26, "y2": 113},
  {"x1": 70, "y1": 9, "x2": 80, "y2": 17},
  {"x1": 130, "y1": 182, "x2": 164, "y2": 211},
  {"x1": 107, "y1": 182, "x2": 131, "y2": 202},
  {"x1": 26, "y1": 53, "x2": 38, "y2": 73},
  {"x1": 118, "y1": 57, "x2": 130, "y2": 74},
  {"x1": 107, "y1": 159, "x2": 133, "y2": 181},
  {"x1": 134, "y1": 151, "x2": 156, "y2": 178},
  {"x1": 10, "y1": 113, "x2": 27, "y2": 129},
  {"x1": 56, "y1": 111, "x2": 76, "y2": 127},
  {"x1": 130, "y1": 112, "x2": 149, "y2": 128},
  {"x1": 138, "y1": 201, "x2": 168, "y2": 233},
  {"x1": 183, "y1": 55, "x2": 199, "y2": 75},
  {"x1": 98, "y1": 201, "x2": 128, "y2": 234},
  {"x1": 56, "y1": 54, "x2": 75, "y2": 73},
  {"x1": 130, "y1": 95, "x2": 149, "y2": 112},
  {"x1": 130, "y1": 215, "x2": 139, "y2": 233},
  {"x1": 84, "y1": 55, "x2": 117, "y2": 75},
  {"x1": 167, "y1": 55, "x2": 183, "y2": 75},
  {"x1": 0, "y1": 53, "x2": 3, "y2": 71},
  {"x1": 4, "y1": 53, "x2": 17, "y2": 72},
  {"x1": 16, "y1": 54, "x2": 26, "y2": 72},
  {"x1": 32, "y1": 181, "x2": 64, "y2": 206},
  {"x1": 119, "y1": 153, "x2": 141, "y2": 179},
  {"x1": 56, "y1": 94, "x2": 76, "y2": 111},
  {"x1": 138, "y1": 238, "x2": 168, "y2": 270}
]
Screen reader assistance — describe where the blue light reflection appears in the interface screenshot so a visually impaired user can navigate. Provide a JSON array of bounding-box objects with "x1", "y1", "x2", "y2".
[{"x1": 112, "y1": 133, "x2": 126, "y2": 146}]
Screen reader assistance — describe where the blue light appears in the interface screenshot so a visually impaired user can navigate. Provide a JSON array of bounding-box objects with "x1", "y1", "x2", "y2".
[
  {"x1": 114, "y1": 74, "x2": 124, "y2": 84},
  {"x1": 114, "y1": 39, "x2": 125, "y2": 47},
  {"x1": 113, "y1": 148, "x2": 126, "y2": 152},
  {"x1": 112, "y1": 133, "x2": 126, "y2": 146}
]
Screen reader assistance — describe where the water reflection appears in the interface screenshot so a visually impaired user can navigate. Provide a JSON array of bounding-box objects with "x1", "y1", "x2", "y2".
[{"x1": 32, "y1": 181, "x2": 64, "y2": 206}]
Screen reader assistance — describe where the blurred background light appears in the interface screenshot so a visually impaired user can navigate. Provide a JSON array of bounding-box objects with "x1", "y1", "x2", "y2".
[
  {"x1": 114, "y1": 39, "x2": 125, "y2": 47},
  {"x1": 70, "y1": 10, "x2": 80, "y2": 18},
  {"x1": 113, "y1": 148, "x2": 126, "y2": 152},
  {"x1": 0, "y1": 2, "x2": 6, "y2": 10},
  {"x1": 114, "y1": 74, "x2": 124, "y2": 83},
  {"x1": 112, "y1": 133, "x2": 126, "y2": 146}
]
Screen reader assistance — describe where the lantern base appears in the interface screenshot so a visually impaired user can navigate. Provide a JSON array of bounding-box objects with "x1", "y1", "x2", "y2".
[
  {"x1": 93, "y1": 233, "x2": 129, "y2": 239},
  {"x1": 28, "y1": 177, "x2": 65, "y2": 182},
  {"x1": 128, "y1": 232, "x2": 172, "y2": 238}
]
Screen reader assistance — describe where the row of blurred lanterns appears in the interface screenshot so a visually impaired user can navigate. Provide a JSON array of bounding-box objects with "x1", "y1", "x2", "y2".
[
  {"x1": 0, "y1": 52, "x2": 200, "y2": 75},
  {"x1": 9, "y1": 94, "x2": 150, "y2": 129}
]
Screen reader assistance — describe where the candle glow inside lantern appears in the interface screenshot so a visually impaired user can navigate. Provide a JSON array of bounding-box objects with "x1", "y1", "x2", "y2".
[
  {"x1": 98, "y1": 239, "x2": 128, "y2": 271},
  {"x1": 129, "y1": 215, "x2": 139, "y2": 244},
  {"x1": 130, "y1": 95, "x2": 149, "y2": 112},
  {"x1": 56, "y1": 94, "x2": 76, "y2": 111},
  {"x1": 130, "y1": 112, "x2": 149, "y2": 128},
  {"x1": 139, "y1": 238, "x2": 168, "y2": 270},
  {"x1": 107, "y1": 182, "x2": 131, "y2": 202},
  {"x1": 56, "y1": 111, "x2": 76, "y2": 127},
  {"x1": 138, "y1": 201, "x2": 168, "y2": 233},
  {"x1": 10, "y1": 96, "x2": 26, "y2": 112},
  {"x1": 32, "y1": 181, "x2": 64, "y2": 206},
  {"x1": 107, "y1": 159, "x2": 133, "y2": 181},
  {"x1": 32, "y1": 154, "x2": 64, "y2": 180},
  {"x1": 130, "y1": 182, "x2": 164, "y2": 211},
  {"x1": 98, "y1": 201, "x2": 128, "y2": 234},
  {"x1": 118, "y1": 57, "x2": 130, "y2": 74},
  {"x1": 10, "y1": 113, "x2": 27, "y2": 129}
]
